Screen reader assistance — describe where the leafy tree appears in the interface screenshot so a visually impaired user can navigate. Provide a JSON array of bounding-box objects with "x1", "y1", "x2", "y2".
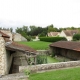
[
  {"x1": 15, "y1": 26, "x2": 31, "y2": 41},
  {"x1": 47, "y1": 24, "x2": 58, "y2": 32},
  {"x1": 10, "y1": 27, "x2": 13, "y2": 32},
  {"x1": 30, "y1": 25, "x2": 36, "y2": 31},
  {"x1": 73, "y1": 34, "x2": 80, "y2": 41}
]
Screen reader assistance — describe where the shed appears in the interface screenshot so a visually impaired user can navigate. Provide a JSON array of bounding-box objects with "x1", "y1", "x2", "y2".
[
  {"x1": 49, "y1": 41, "x2": 80, "y2": 60},
  {"x1": 0, "y1": 31, "x2": 37, "y2": 75}
]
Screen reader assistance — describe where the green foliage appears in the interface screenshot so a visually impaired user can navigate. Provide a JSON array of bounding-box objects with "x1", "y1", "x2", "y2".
[
  {"x1": 36, "y1": 55, "x2": 47, "y2": 64},
  {"x1": 31, "y1": 36, "x2": 36, "y2": 39},
  {"x1": 24, "y1": 69, "x2": 30, "y2": 75},
  {"x1": 39, "y1": 37, "x2": 67, "y2": 42},
  {"x1": 47, "y1": 56, "x2": 59, "y2": 63},
  {"x1": 29, "y1": 26, "x2": 47, "y2": 36},
  {"x1": 73, "y1": 34, "x2": 80, "y2": 41},
  {"x1": 26, "y1": 36, "x2": 32, "y2": 41},
  {"x1": 16, "y1": 26, "x2": 29, "y2": 40},
  {"x1": 47, "y1": 24, "x2": 58, "y2": 32},
  {"x1": 38, "y1": 32, "x2": 46, "y2": 37}
]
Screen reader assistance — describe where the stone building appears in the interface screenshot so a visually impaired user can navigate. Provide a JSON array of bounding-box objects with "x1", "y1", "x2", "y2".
[
  {"x1": 0, "y1": 30, "x2": 27, "y2": 41},
  {"x1": 0, "y1": 30, "x2": 13, "y2": 41},
  {"x1": 0, "y1": 31, "x2": 37, "y2": 75},
  {"x1": 13, "y1": 33, "x2": 27, "y2": 41},
  {"x1": 50, "y1": 41, "x2": 80, "y2": 60}
]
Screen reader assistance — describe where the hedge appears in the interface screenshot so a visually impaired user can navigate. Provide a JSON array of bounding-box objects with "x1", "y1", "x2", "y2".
[{"x1": 39, "y1": 37, "x2": 67, "y2": 42}]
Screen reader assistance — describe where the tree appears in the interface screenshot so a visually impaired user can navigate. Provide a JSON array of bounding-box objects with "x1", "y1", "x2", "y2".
[
  {"x1": 15, "y1": 26, "x2": 31, "y2": 41},
  {"x1": 47, "y1": 24, "x2": 58, "y2": 32},
  {"x1": 73, "y1": 34, "x2": 80, "y2": 41},
  {"x1": 10, "y1": 27, "x2": 13, "y2": 32}
]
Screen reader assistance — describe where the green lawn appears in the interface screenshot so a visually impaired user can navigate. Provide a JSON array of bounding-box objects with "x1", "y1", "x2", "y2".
[
  {"x1": 18, "y1": 41, "x2": 51, "y2": 50},
  {"x1": 29, "y1": 67, "x2": 80, "y2": 80},
  {"x1": 47, "y1": 56, "x2": 59, "y2": 63}
]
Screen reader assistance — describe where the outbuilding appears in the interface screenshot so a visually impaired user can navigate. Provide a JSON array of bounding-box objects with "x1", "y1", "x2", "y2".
[
  {"x1": 0, "y1": 31, "x2": 37, "y2": 75},
  {"x1": 50, "y1": 41, "x2": 80, "y2": 60}
]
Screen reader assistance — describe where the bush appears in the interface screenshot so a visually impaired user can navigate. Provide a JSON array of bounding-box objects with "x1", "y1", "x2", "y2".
[
  {"x1": 31, "y1": 36, "x2": 36, "y2": 39},
  {"x1": 36, "y1": 55, "x2": 47, "y2": 64},
  {"x1": 73, "y1": 34, "x2": 80, "y2": 41},
  {"x1": 39, "y1": 37, "x2": 67, "y2": 42},
  {"x1": 26, "y1": 36, "x2": 32, "y2": 41},
  {"x1": 24, "y1": 69, "x2": 30, "y2": 75}
]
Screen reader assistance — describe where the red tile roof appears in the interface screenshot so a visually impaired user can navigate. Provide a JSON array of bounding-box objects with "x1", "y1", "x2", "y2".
[
  {"x1": 50, "y1": 41, "x2": 80, "y2": 51},
  {"x1": 48, "y1": 32, "x2": 59, "y2": 37},
  {"x1": 6, "y1": 42, "x2": 37, "y2": 54},
  {"x1": 0, "y1": 31, "x2": 10, "y2": 38},
  {"x1": 63, "y1": 30, "x2": 79, "y2": 36}
]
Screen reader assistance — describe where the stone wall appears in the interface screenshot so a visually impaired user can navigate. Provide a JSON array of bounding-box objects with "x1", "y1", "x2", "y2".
[
  {"x1": 0, "y1": 37, "x2": 13, "y2": 75},
  {"x1": 0, "y1": 37, "x2": 8, "y2": 75},
  {"x1": 37, "y1": 50, "x2": 50, "y2": 55},
  {"x1": 1, "y1": 30, "x2": 12, "y2": 41},
  {"x1": 19, "y1": 60, "x2": 80, "y2": 73},
  {"x1": 12, "y1": 51, "x2": 28, "y2": 66}
]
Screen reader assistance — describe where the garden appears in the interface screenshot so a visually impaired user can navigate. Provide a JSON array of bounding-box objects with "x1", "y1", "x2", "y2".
[{"x1": 18, "y1": 39, "x2": 80, "y2": 80}]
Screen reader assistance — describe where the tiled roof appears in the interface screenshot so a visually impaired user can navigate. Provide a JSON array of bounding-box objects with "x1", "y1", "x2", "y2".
[
  {"x1": 0, "y1": 31, "x2": 10, "y2": 38},
  {"x1": 63, "y1": 30, "x2": 79, "y2": 36},
  {"x1": 48, "y1": 32, "x2": 59, "y2": 37},
  {"x1": 50, "y1": 41, "x2": 80, "y2": 51},
  {"x1": 6, "y1": 42, "x2": 37, "y2": 54}
]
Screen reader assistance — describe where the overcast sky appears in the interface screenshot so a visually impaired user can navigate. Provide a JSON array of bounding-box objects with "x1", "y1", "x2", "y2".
[{"x1": 0, "y1": 0, "x2": 80, "y2": 30}]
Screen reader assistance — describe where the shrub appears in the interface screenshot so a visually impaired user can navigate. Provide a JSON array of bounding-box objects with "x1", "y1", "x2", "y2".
[
  {"x1": 39, "y1": 37, "x2": 67, "y2": 42},
  {"x1": 24, "y1": 69, "x2": 30, "y2": 75},
  {"x1": 73, "y1": 34, "x2": 80, "y2": 41},
  {"x1": 36, "y1": 55, "x2": 47, "y2": 64},
  {"x1": 31, "y1": 36, "x2": 36, "y2": 39},
  {"x1": 26, "y1": 36, "x2": 32, "y2": 41}
]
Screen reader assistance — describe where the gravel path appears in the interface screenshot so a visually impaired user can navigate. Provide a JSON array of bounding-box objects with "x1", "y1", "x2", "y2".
[{"x1": 0, "y1": 73, "x2": 29, "y2": 80}]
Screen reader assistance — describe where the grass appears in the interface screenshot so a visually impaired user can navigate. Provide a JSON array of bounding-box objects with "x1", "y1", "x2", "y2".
[
  {"x1": 47, "y1": 56, "x2": 59, "y2": 63},
  {"x1": 29, "y1": 67, "x2": 80, "y2": 80},
  {"x1": 18, "y1": 41, "x2": 51, "y2": 50}
]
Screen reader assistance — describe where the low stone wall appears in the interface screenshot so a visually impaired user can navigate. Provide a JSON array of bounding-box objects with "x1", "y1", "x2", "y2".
[
  {"x1": 19, "y1": 60, "x2": 80, "y2": 73},
  {"x1": 37, "y1": 50, "x2": 50, "y2": 55}
]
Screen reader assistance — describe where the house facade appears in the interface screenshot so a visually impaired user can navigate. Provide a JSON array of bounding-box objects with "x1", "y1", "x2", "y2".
[{"x1": 59, "y1": 30, "x2": 79, "y2": 41}]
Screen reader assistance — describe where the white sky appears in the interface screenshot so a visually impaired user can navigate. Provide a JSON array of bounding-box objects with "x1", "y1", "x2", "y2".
[{"x1": 0, "y1": 0, "x2": 80, "y2": 30}]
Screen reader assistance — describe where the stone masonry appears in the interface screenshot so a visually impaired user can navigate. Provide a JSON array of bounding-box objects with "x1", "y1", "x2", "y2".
[
  {"x1": 19, "y1": 60, "x2": 80, "y2": 73},
  {"x1": 0, "y1": 37, "x2": 7, "y2": 75}
]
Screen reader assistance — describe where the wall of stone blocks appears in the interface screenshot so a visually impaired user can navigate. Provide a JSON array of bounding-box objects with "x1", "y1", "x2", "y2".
[
  {"x1": 37, "y1": 50, "x2": 50, "y2": 55},
  {"x1": 0, "y1": 37, "x2": 13, "y2": 75},
  {"x1": 19, "y1": 60, "x2": 80, "y2": 73},
  {"x1": 0, "y1": 37, "x2": 7, "y2": 75}
]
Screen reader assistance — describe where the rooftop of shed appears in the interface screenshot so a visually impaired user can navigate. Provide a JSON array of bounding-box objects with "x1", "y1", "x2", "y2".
[
  {"x1": 6, "y1": 41, "x2": 37, "y2": 54},
  {"x1": 50, "y1": 41, "x2": 80, "y2": 51}
]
